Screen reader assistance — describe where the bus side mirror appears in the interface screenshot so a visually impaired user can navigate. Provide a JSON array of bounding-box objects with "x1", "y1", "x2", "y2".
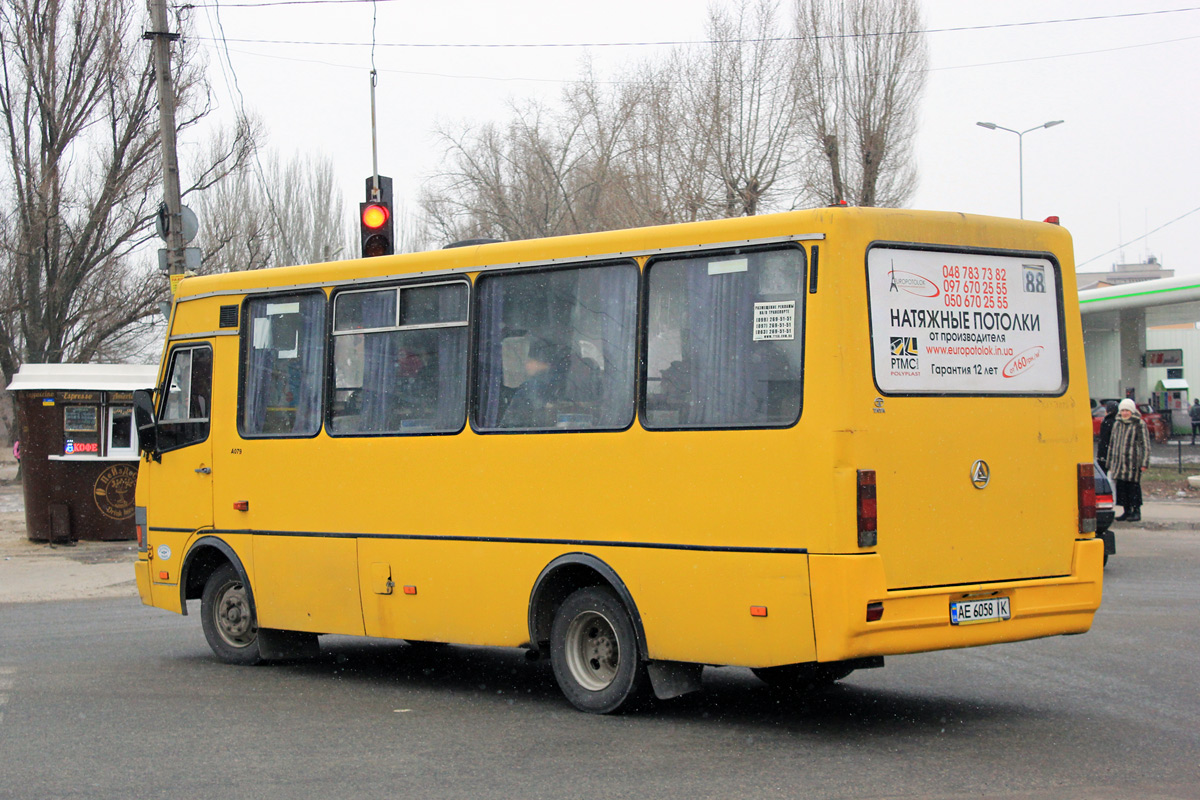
[{"x1": 133, "y1": 389, "x2": 159, "y2": 461}]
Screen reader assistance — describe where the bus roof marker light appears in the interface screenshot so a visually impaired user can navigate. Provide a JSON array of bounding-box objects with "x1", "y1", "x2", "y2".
[
  {"x1": 750, "y1": 606, "x2": 768, "y2": 617},
  {"x1": 403, "y1": 585, "x2": 417, "y2": 595},
  {"x1": 233, "y1": 500, "x2": 249, "y2": 512}
]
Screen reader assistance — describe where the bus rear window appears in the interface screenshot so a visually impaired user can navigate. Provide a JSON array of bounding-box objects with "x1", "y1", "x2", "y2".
[{"x1": 867, "y1": 246, "x2": 1066, "y2": 396}]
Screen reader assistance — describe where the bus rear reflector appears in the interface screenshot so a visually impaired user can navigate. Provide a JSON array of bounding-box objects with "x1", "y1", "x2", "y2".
[
  {"x1": 866, "y1": 602, "x2": 884, "y2": 622},
  {"x1": 857, "y1": 469, "x2": 877, "y2": 548},
  {"x1": 1078, "y1": 463, "x2": 1096, "y2": 533}
]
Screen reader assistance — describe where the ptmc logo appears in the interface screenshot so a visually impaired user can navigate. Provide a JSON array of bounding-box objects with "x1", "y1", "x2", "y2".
[{"x1": 890, "y1": 336, "x2": 918, "y2": 370}]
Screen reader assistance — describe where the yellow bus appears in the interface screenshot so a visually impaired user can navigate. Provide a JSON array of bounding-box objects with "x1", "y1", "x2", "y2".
[{"x1": 132, "y1": 207, "x2": 1103, "y2": 713}]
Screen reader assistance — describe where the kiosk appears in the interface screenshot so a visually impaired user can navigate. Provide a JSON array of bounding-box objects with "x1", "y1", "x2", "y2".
[
  {"x1": 1154, "y1": 377, "x2": 1190, "y2": 436},
  {"x1": 7, "y1": 364, "x2": 157, "y2": 542}
]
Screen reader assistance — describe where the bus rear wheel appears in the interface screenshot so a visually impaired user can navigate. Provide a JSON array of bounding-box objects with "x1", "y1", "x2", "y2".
[
  {"x1": 200, "y1": 563, "x2": 262, "y2": 665},
  {"x1": 550, "y1": 586, "x2": 648, "y2": 714},
  {"x1": 752, "y1": 662, "x2": 855, "y2": 693}
]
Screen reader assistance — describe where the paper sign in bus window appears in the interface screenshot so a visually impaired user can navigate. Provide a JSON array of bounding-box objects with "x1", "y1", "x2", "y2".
[
  {"x1": 753, "y1": 301, "x2": 795, "y2": 341},
  {"x1": 708, "y1": 257, "x2": 748, "y2": 276}
]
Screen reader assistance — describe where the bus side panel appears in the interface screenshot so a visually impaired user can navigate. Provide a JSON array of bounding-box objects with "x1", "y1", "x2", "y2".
[
  {"x1": 617, "y1": 549, "x2": 817, "y2": 668},
  {"x1": 356, "y1": 541, "x2": 817, "y2": 669},
  {"x1": 253, "y1": 535, "x2": 365, "y2": 636},
  {"x1": 357, "y1": 539, "x2": 538, "y2": 646}
]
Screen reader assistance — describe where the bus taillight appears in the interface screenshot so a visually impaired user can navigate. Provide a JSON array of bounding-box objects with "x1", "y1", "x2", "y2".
[
  {"x1": 857, "y1": 469, "x2": 877, "y2": 548},
  {"x1": 1078, "y1": 463, "x2": 1096, "y2": 533}
]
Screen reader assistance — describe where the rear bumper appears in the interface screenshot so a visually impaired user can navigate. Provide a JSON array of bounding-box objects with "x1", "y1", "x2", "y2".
[{"x1": 809, "y1": 538, "x2": 1104, "y2": 662}]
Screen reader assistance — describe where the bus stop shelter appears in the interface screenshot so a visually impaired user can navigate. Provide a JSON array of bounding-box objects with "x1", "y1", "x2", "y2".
[{"x1": 7, "y1": 364, "x2": 157, "y2": 542}]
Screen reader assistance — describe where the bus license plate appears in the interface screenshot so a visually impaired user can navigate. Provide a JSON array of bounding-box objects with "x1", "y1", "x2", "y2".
[{"x1": 950, "y1": 597, "x2": 1011, "y2": 625}]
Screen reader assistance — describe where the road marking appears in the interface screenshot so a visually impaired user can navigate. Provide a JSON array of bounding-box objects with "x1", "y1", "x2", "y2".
[{"x1": 0, "y1": 666, "x2": 13, "y2": 724}]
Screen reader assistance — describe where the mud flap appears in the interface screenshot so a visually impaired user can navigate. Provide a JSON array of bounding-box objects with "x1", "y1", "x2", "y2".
[
  {"x1": 257, "y1": 629, "x2": 320, "y2": 660},
  {"x1": 647, "y1": 660, "x2": 704, "y2": 700}
]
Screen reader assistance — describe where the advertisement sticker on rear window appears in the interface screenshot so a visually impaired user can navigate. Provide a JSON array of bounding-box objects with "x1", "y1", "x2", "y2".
[{"x1": 868, "y1": 247, "x2": 1065, "y2": 395}]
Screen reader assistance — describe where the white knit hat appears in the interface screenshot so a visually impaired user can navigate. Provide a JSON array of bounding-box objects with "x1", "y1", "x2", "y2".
[{"x1": 1118, "y1": 398, "x2": 1137, "y2": 413}]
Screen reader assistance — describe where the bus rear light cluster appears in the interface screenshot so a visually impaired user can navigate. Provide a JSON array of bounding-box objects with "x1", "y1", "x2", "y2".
[
  {"x1": 857, "y1": 469, "x2": 877, "y2": 548},
  {"x1": 866, "y1": 602, "x2": 884, "y2": 622},
  {"x1": 135, "y1": 506, "x2": 148, "y2": 553},
  {"x1": 1078, "y1": 463, "x2": 1096, "y2": 533}
]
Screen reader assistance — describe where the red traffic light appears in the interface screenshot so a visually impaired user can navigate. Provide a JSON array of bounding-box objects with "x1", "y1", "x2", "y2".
[{"x1": 362, "y1": 203, "x2": 389, "y2": 230}]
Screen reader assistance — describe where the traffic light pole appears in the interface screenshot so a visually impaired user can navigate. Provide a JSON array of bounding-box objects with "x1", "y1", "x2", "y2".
[
  {"x1": 146, "y1": 0, "x2": 185, "y2": 277},
  {"x1": 369, "y1": 70, "x2": 381, "y2": 202}
]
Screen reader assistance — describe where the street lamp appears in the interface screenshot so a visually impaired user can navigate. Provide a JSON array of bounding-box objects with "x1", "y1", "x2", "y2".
[{"x1": 976, "y1": 120, "x2": 1064, "y2": 219}]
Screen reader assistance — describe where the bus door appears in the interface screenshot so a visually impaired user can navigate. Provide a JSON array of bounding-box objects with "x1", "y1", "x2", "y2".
[{"x1": 152, "y1": 342, "x2": 215, "y2": 534}]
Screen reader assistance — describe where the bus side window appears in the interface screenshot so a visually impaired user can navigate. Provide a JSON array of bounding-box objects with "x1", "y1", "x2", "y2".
[
  {"x1": 158, "y1": 345, "x2": 212, "y2": 451},
  {"x1": 240, "y1": 293, "x2": 326, "y2": 437},
  {"x1": 644, "y1": 246, "x2": 805, "y2": 429},
  {"x1": 474, "y1": 262, "x2": 638, "y2": 432},
  {"x1": 328, "y1": 282, "x2": 468, "y2": 436}
]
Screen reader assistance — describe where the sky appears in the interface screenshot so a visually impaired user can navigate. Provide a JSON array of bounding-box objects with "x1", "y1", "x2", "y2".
[{"x1": 180, "y1": 0, "x2": 1200, "y2": 278}]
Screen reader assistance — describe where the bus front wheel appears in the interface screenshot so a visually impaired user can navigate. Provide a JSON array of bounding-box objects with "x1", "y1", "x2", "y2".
[
  {"x1": 200, "y1": 563, "x2": 263, "y2": 665},
  {"x1": 550, "y1": 586, "x2": 648, "y2": 714}
]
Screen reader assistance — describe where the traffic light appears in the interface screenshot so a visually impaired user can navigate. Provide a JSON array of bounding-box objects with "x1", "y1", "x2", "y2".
[
  {"x1": 360, "y1": 175, "x2": 394, "y2": 258},
  {"x1": 360, "y1": 201, "x2": 392, "y2": 257}
]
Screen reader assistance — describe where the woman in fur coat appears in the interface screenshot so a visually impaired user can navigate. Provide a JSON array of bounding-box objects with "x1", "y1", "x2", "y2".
[{"x1": 1106, "y1": 398, "x2": 1151, "y2": 522}]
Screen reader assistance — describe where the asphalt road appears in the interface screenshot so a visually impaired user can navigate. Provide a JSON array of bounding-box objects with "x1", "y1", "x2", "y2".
[{"x1": 1, "y1": 526, "x2": 1197, "y2": 800}]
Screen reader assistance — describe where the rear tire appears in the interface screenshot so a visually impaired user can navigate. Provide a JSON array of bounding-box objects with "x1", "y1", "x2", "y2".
[
  {"x1": 550, "y1": 586, "x2": 648, "y2": 714},
  {"x1": 200, "y1": 563, "x2": 262, "y2": 665},
  {"x1": 752, "y1": 662, "x2": 855, "y2": 693}
]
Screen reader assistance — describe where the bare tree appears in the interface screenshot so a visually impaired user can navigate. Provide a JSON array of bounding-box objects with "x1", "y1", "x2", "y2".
[
  {"x1": 196, "y1": 149, "x2": 350, "y2": 273},
  {"x1": 420, "y1": 0, "x2": 927, "y2": 241},
  {"x1": 421, "y1": 64, "x2": 647, "y2": 244},
  {"x1": 794, "y1": 0, "x2": 927, "y2": 208},
  {"x1": 623, "y1": 54, "x2": 723, "y2": 225},
  {"x1": 691, "y1": 0, "x2": 806, "y2": 217},
  {"x1": 0, "y1": 0, "x2": 255, "y2": 379}
]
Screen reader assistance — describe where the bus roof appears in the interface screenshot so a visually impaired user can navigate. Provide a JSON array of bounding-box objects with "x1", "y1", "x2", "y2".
[{"x1": 174, "y1": 207, "x2": 1071, "y2": 301}]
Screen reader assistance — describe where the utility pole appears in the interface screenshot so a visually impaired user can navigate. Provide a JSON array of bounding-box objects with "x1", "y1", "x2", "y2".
[{"x1": 145, "y1": 0, "x2": 185, "y2": 277}]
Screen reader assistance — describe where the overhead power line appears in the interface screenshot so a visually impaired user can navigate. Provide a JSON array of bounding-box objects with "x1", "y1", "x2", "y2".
[
  {"x1": 208, "y1": 0, "x2": 300, "y2": 267},
  {"x1": 198, "y1": 31, "x2": 1200, "y2": 87},
  {"x1": 1078, "y1": 206, "x2": 1200, "y2": 269},
  {"x1": 189, "y1": 0, "x2": 403, "y2": 7},
  {"x1": 188, "y1": 6, "x2": 1200, "y2": 48}
]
